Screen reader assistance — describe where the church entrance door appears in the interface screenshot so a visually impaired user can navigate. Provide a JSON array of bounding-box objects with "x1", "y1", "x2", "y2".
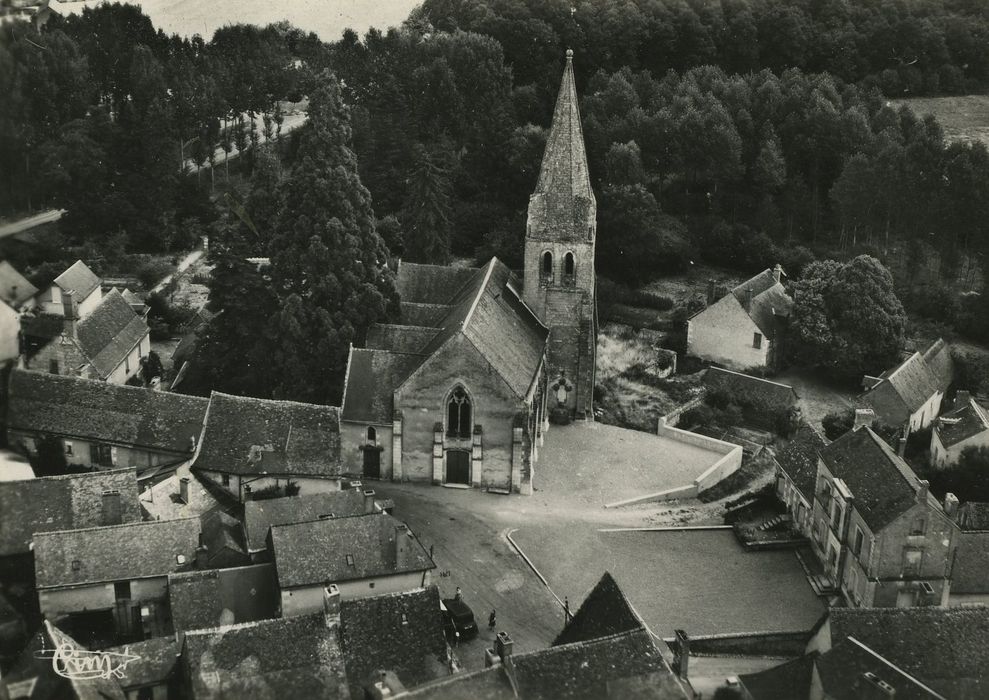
[
  {"x1": 363, "y1": 448, "x2": 381, "y2": 479},
  {"x1": 446, "y1": 449, "x2": 470, "y2": 485}
]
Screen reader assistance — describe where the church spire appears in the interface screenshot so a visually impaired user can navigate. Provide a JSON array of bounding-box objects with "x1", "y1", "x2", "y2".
[{"x1": 534, "y1": 49, "x2": 593, "y2": 202}]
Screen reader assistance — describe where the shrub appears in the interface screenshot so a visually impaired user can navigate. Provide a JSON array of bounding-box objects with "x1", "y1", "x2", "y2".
[
  {"x1": 146, "y1": 292, "x2": 196, "y2": 340},
  {"x1": 135, "y1": 260, "x2": 174, "y2": 290},
  {"x1": 822, "y1": 409, "x2": 855, "y2": 440},
  {"x1": 598, "y1": 277, "x2": 675, "y2": 311}
]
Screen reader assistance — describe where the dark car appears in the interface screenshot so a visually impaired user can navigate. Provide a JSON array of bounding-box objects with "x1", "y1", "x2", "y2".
[{"x1": 441, "y1": 598, "x2": 478, "y2": 642}]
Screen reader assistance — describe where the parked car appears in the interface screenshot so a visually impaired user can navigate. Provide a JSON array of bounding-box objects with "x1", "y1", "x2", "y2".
[{"x1": 440, "y1": 597, "x2": 478, "y2": 641}]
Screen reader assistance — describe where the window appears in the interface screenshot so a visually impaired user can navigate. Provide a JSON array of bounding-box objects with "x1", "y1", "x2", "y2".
[
  {"x1": 49, "y1": 359, "x2": 59, "y2": 374},
  {"x1": 903, "y1": 548, "x2": 922, "y2": 576},
  {"x1": 90, "y1": 443, "x2": 113, "y2": 467},
  {"x1": 911, "y1": 518, "x2": 926, "y2": 536},
  {"x1": 176, "y1": 554, "x2": 187, "y2": 565},
  {"x1": 64, "y1": 441, "x2": 73, "y2": 456},
  {"x1": 541, "y1": 251, "x2": 553, "y2": 279},
  {"x1": 221, "y1": 474, "x2": 230, "y2": 487},
  {"x1": 447, "y1": 386, "x2": 472, "y2": 438},
  {"x1": 753, "y1": 332, "x2": 763, "y2": 349},
  {"x1": 114, "y1": 581, "x2": 131, "y2": 600},
  {"x1": 847, "y1": 567, "x2": 858, "y2": 600},
  {"x1": 366, "y1": 426, "x2": 377, "y2": 445},
  {"x1": 852, "y1": 527, "x2": 864, "y2": 557},
  {"x1": 71, "y1": 560, "x2": 81, "y2": 571},
  {"x1": 563, "y1": 252, "x2": 575, "y2": 285},
  {"x1": 346, "y1": 554, "x2": 355, "y2": 567}
]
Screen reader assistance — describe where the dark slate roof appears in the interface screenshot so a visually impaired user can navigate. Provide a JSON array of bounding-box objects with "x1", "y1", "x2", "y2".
[
  {"x1": 7, "y1": 369, "x2": 208, "y2": 453},
  {"x1": 33, "y1": 517, "x2": 200, "y2": 588},
  {"x1": 958, "y1": 502, "x2": 989, "y2": 531},
  {"x1": 169, "y1": 569, "x2": 225, "y2": 633},
  {"x1": 862, "y1": 350, "x2": 942, "y2": 426},
  {"x1": 105, "y1": 636, "x2": 180, "y2": 691},
  {"x1": 341, "y1": 348, "x2": 423, "y2": 424},
  {"x1": 54, "y1": 260, "x2": 100, "y2": 300},
  {"x1": 74, "y1": 288, "x2": 149, "y2": 378},
  {"x1": 554, "y1": 571, "x2": 644, "y2": 646},
  {"x1": 935, "y1": 398, "x2": 989, "y2": 448},
  {"x1": 194, "y1": 392, "x2": 341, "y2": 477},
  {"x1": 923, "y1": 338, "x2": 954, "y2": 393},
  {"x1": 339, "y1": 586, "x2": 448, "y2": 697},
  {"x1": 366, "y1": 323, "x2": 438, "y2": 354},
  {"x1": 703, "y1": 367, "x2": 799, "y2": 409},
  {"x1": 270, "y1": 513, "x2": 434, "y2": 589},
  {"x1": 0, "y1": 260, "x2": 37, "y2": 307},
  {"x1": 244, "y1": 490, "x2": 368, "y2": 552},
  {"x1": 397, "y1": 262, "x2": 479, "y2": 305},
  {"x1": 828, "y1": 607, "x2": 989, "y2": 697},
  {"x1": 731, "y1": 268, "x2": 793, "y2": 339},
  {"x1": 951, "y1": 531, "x2": 989, "y2": 594},
  {"x1": 169, "y1": 564, "x2": 280, "y2": 634},
  {"x1": 200, "y1": 511, "x2": 247, "y2": 564},
  {"x1": 0, "y1": 468, "x2": 140, "y2": 556},
  {"x1": 816, "y1": 637, "x2": 945, "y2": 699},
  {"x1": 181, "y1": 613, "x2": 348, "y2": 699},
  {"x1": 738, "y1": 653, "x2": 815, "y2": 700},
  {"x1": 775, "y1": 424, "x2": 828, "y2": 501},
  {"x1": 400, "y1": 302, "x2": 451, "y2": 327},
  {"x1": 819, "y1": 426, "x2": 925, "y2": 532}
]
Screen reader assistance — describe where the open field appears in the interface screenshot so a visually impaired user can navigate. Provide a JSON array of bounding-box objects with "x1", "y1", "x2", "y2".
[{"x1": 892, "y1": 95, "x2": 989, "y2": 148}]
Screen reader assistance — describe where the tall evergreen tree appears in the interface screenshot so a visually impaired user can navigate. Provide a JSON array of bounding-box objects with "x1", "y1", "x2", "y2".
[{"x1": 401, "y1": 143, "x2": 454, "y2": 264}]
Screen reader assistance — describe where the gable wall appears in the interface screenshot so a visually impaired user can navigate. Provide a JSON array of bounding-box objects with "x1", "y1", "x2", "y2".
[
  {"x1": 687, "y1": 296, "x2": 769, "y2": 369},
  {"x1": 0, "y1": 302, "x2": 19, "y2": 363},
  {"x1": 907, "y1": 391, "x2": 944, "y2": 432},
  {"x1": 27, "y1": 336, "x2": 97, "y2": 380}
]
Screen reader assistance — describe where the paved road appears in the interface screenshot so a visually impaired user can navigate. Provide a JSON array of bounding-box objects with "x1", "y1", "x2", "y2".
[
  {"x1": 186, "y1": 112, "x2": 307, "y2": 173},
  {"x1": 0, "y1": 209, "x2": 65, "y2": 239},
  {"x1": 150, "y1": 249, "x2": 205, "y2": 295}
]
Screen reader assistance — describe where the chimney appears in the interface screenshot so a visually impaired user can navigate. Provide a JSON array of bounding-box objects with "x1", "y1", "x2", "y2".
[
  {"x1": 394, "y1": 523, "x2": 410, "y2": 565},
  {"x1": 495, "y1": 631, "x2": 514, "y2": 662},
  {"x1": 916, "y1": 479, "x2": 929, "y2": 505},
  {"x1": 62, "y1": 289, "x2": 78, "y2": 337},
  {"x1": 195, "y1": 545, "x2": 209, "y2": 569},
  {"x1": 673, "y1": 629, "x2": 690, "y2": 681},
  {"x1": 322, "y1": 583, "x2": 341, "y2": 627},
  {"x1": 179, "y1": 477, "x2": 190, "y2": 505},
  {"x1": 101, "y1": 490, "x2": 122, "y2": 526},
  {"x1": 898, "y1": 436, "x2": 908, "y2": 457},
  {"x1": 772, "y1": 263, "x2": 783, "y2": 283},
  {"x1": 706, "y1": 279, "x2": 716, "y2": 305},
  {"x1": 347, "y1": 480, "x2": 363, "y2": 492},
  {"x1": 853, "y1": 409, "x2": 876, "y2": 430},
  {"x1": 956, "y1": 390, "x2": 971, "y2": 408},
  {"x1": 363, "y1": 489, "x2": 376, "y2": 514},
  {"x1": 744, "y1": 287, "x2": 754, "y2": 311},
  {"x1": 856, "y1": 671, "x2": 897, "y2": 699},
  {"x1": 944, "y1": 492, "x2": 959, "y2": 519}
]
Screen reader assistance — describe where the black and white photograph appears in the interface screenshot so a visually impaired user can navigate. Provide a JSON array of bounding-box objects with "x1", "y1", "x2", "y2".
[{"x1": 0, "y1": 0, "x2": 987, "y2": 697}]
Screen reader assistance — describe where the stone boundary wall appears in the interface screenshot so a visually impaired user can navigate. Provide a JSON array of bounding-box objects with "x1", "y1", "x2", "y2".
[
  {"x1": 662, "y1": 394, "x2": 707, "y2": 428},
  {"x1": 663, "y1": 630, "x2": 812, "y2": 658}
]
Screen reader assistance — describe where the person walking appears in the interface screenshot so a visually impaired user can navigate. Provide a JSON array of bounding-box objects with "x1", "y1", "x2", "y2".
[
  {"x1": 455, "y1": 587, "x2": 463, "y2": 601},
  {"x1": 488, "y1": 609, "x2": 497, "y2": 630}
]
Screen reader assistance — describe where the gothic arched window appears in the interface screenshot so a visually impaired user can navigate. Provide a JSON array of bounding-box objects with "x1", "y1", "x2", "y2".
[
  {"x1": 563, "y1": 252, "x2": 575, "y2": 285},
  {"x1": 366, "y1": 426, "x2": 377, "y2": 445},
  {"x1": 447, "y1": 386, "x2": 472, "y2": 438},
  {"x1": 541, "y1": 251, "x2": 553, "y2": 280}
]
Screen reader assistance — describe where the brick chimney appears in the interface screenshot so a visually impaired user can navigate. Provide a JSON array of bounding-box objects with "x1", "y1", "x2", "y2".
[
  {"x1": 853, "y1": 408, "x2": 876, "y2": 430},
  {"x1": 916, "y1": 479, "x2": 930, "y2": 505},
  {"x1": 179, "y1": 477, "x2": 190, "y2": 505},
  {"x1": 944, "y1": 492, "x2": 959, "y2": 519},
  {"x1": 101, "y1": 489, "x2": 122, "y2": 526},
  {"x1": 62, "y1": 289, "x2": 78, "y2": 338},
  {"x1": 772, "y1": 263, "x2": 783, "y2": 283},
  {"x1": 744, "y1": 287, "x2": 754, "y2": 311},
  {"x1": 363, "y1": 489, "x2": 377, "y2": 514},
  {"x1": 322, "y1": 583, "x2": 341, "y2": 628},
  {"x1": 956, "y1": 390, "x2": 971, "y2": 408},
  {"x1": 495, "y1": 631, "x2": 513, "y2": 661}
]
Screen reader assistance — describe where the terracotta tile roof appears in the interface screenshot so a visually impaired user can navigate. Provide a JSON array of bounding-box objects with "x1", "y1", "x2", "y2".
[
  {"x1": 815, "y1": 637, "x2": 945, "y2": 699},
  {"x1": 861, "y1": 343, "x2": 950, "y2": 425},
  {"x1": 270, "y1": 513, "x2": 433, "y2": 589},
  {"x1": 554, "y1": 571, "x2": 644, "y2": 646},
  {"x1": 104, "y1": 636, "x2": 180, "y2": 691},
  {"x1": 828, "y1": 606, "x2": 989, "y2": 696},
  {"x1": 703, "y1": 367, "x2": 799, "y2": 409},
  {"x1": 366, "y1": 323, "x2": 438, "y2": 353},
  {"x1": 397, "y1": 262, "x2": 479, "y2": 305},
  {"x1": 731, "y1": 268, "x2": 793, "y2": 339},
  {"x1": 8, "y1": 369, "x2": 208, "y2": 454},
  {"x1": 339, "y1": 586, "x2": 448, "y2": 697},
  {"x1": 775, "y1": 423, "x2": 828, "y2": 501},
  {"x1": 935, "y1": 398, "x2": 989, "y2": 448},
  {"x1": 341, "y1": 348, "x2": 423, "y2": 424},
  {"x1": 0, "y1": 468, "x2": 140, "y2": 556},
  {"x1": 244, "y1": 490, "x2": 368, "y2": 552},
  {"x1": 193, "y1": 392, "x2": 341, "y2": 478},
  {"x1": 400, "y1": 302, "x2": 451, "y2": 327},
  {"x1": 738, "y1": 652, "x2": 816, "y2": 699},
  {"x1": 0, "y1": 260, "x2": 37, "y2": 308},
  {"x1": 951, "y1": 531, "x2": 989, "y2": 593},
  {"x1": 54, "y1": 260, "x2": 100, "y2": 300},
  {"x1": 181, "y1": 613, "x2": 349, "y2": 699},
  {"x1": 33, "y1": 517, "x2": 200, "y2": 588},
  {"x1": 819, "y1": 426, "x2": 923, "y2": 531},
  {"x1": 75, "y1": 288, "x2": 149, "y2": 378}
]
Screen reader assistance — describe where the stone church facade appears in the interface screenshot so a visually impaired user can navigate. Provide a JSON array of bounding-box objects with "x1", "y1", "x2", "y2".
[{"x1": 340, "y1": 52, "x2": 595, "y2": 494}]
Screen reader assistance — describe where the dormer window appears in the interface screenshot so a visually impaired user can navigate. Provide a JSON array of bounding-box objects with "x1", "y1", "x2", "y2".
[{"x1": 541, "y1": 251, "x2": 553, "y2": 281}]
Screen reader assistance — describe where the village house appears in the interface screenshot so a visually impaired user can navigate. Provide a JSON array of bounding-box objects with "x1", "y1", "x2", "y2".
[
  {"x1": 197, "y1": 510, "x2": 250, "y2": 569},
  {"x1": 340, "y1": 51, "x2": 599, "y2": 495},
  {"x1": 774, "y1": 423, "x2": 828, "y2": 538},
  {"x1": 6, "y1": 369, "x2": 208, "y2": 473},
  {"x1": 0, "y1": 260, "x2": 37, "y2": 364},
  {"x1": 686, "y1": 265, "x2": 793, "y2": 371},
  {"x1": 270, "y1": 513, "x2": 434, "y2": 614},
  {"x1": 34, "y1": 260, "x2": 103, "y2": 319},
  {"x1": 167, "y1": 564, "x2": 280, "y2": 633},
  {"x1": 33, "y1": 517, "x2": 201, "y2": 644},
  {"x1": 945, "y1": 499, "x2": 989, "y2": 606},
  {"x1": 860, "y1": 338, "x2": 954, "y2": 434},
  {"x1": 930, "y1": 390, "x2": 989, "y2": 468},
  {"x1": 191, "y1": 391, "x2": 342, "y2": 502},
  {"x1": 809, "y1": 425, "x2": 957, "y2": 607}
]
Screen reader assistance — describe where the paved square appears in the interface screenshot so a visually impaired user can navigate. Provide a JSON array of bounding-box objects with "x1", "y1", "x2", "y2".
[{"x1": 512, "y1": 526, "x2": 825, "y2": 636}]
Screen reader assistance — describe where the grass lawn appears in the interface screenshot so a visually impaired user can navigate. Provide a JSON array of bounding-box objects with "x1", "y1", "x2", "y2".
[
  {"x1": 513, "y1": 526, "x2": 824, "y2": 636},
  {"x1": 891, "y1": 95, "x2": 989, "y2": 148}
]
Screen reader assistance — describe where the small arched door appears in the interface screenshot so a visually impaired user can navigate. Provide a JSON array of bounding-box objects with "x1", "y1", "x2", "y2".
[
  {"x1": 446, "y1": 449, "x2": 470, "y2": 485},
  {"x1": 362, "y1": 426, "x2": 380, "y2": 479}
]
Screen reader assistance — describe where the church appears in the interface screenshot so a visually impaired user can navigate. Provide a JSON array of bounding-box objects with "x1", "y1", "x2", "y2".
[{"x1": 340, "y1": 51, "x2": 597, "y2": 494}]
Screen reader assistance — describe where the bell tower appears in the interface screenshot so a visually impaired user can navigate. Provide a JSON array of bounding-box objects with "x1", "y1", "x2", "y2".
[{"x1": 523, "y1": 50, "x2": 597, "y2": 420}]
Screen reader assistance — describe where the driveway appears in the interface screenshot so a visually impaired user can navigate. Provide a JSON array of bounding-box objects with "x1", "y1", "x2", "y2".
[{"x1": 775, "y1": 368, "x2": 858, "y2": 430}]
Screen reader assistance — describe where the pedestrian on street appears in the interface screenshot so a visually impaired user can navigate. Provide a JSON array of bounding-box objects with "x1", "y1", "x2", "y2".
[
  {"x1": 488, "y1": 610, "x2": 497, "y2": 629},
  {"x1": 455, "y1": 586, "x2": 463, "y2": 601}
]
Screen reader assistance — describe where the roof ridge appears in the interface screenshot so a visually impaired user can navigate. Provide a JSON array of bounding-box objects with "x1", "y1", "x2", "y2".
[
  {"x1": 370, "y1": 322, "x2": 441, "y2": 331},
  {"x1": 461, "y1": 258, "x2": 497, "y2": 331},
  {"x1": 209, "y1": 390, "x2": 340, "y2": 413},
  {"x1": 183, "y1": 611, "x2": 323, "y2": 637},
  {"x1": 399, "y1": 261, "x2": 481, "y2": 272},
  {"x1": 708, "y1": 366, "x2": 796, "y2": 391},
  {"x1": 34, "y1": 515, "x2": 200, "y2": 537},
  {"x1": 353, "y1": 347, "x2": 428, "y2": 358},
  {"x1": 863, "y1": 427, "x2": 919, "y2": 490},
  {"x1": 3, "y1": 465, "x2": 135, "y2": 483}
]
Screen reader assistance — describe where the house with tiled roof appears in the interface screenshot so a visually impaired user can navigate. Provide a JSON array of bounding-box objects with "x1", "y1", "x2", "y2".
[
  {"x1": 33, "y1": 517, "x2": 201, "y2": 643},
  {"x1": 271, "y1": 513, "x2": 434, "y2": 614},
  {"x1": 931, "y1": 391, "x2": 989, "y2": 467},
  {"x1": 860, "y1": 338, "x2": 954, "y2": 433},
  {"x1": 340, "y1": 52, "x2": 602, "y2": 495},
  {"x1": 809, "y1": 426, "x2": 957, "y2": 607},
  {"x1": 36, "y1": 260, "x2": 102, "y2": 319},
  {"x1": 168, "y1": 564, "x2": 280, "y2": 633},
  {"x1": 244, "y1": 487, "x2": 378, "y2": 555},
  {"x1": 687, "y1": 265, "x2": 793, "y2": 371},
  {"x1": 191, "y1": 391, "x2": 342, "y2": 502},
  {"x1": 774, "y1": 422, "x2": 828, "y2": 537},
  {"x1": 6, "y1": 369, "x2": 208, "y2": 473}
]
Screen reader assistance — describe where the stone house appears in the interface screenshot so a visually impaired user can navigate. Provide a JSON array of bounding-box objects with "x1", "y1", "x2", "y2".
[
  {"x1": 270, "y1": 513, "x2": 433, "y2": 615},
  {"x1": 34, "y1": 260, "x2": 103, "y2": 319},
  {"x1": 33, "y1": 517, "x2": 201, "y2": 643},
  {"x1": 809, "y1": 426, "x2": 957, "y2": 608},
  {"x1": 947, "y1": 501, "x2": 989, "y2": 606},
  {"x1": 167, "y1": 564, "x2": 280, "y2": 633},
  {"x1": 191, "y1": 391, "x2": 342, "y2": 502},
  {"x1": 6, "y1": 369, "x2": 208, "y2": 472},
  {"x1": 930, "y1": 391, "x2": 989, "y2": 468},
  {"x1": 860, "y1": 338, "x2": 954, "y2": 435},
  {"x1": 774, "y1": 423, "x2": 828, "y2": 538},
  {"x1": 686, "y1": 265, "x2": 793, "y2": 371},
  {"x1": 340, "y1": 52, "x2": 599, "y2": 495}
]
